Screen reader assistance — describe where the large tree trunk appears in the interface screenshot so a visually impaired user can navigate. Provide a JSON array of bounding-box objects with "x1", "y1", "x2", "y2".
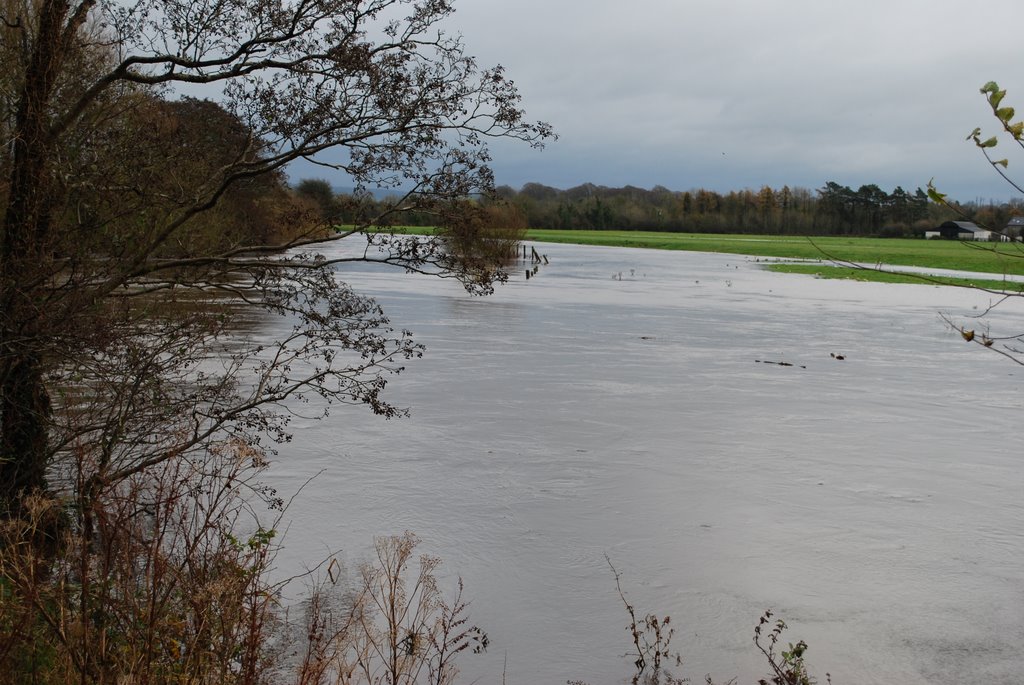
[
  {"x1": 0, "y1": 356, "x2": 52, "y2": 516},
  {"x1": 0, "y1": 0, "x2": 71, "y2": 516}
]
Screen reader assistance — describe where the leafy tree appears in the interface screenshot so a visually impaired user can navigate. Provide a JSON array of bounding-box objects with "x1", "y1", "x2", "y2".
[
  {"x1": 757, "y1": 185, "x2": 777, "y2": 231},
  {"x1": 0, "y1": 0, "x2": 551, "y2": 679},
  {"x1": 0, "y1": 0, "x2": 552, "y2": 527},
  {"x1": 295, "y1": 178, "x2": 341, "y2": 223},
  {"x1": 91, "y1": 96, "x2": 308, "y2": 255},
  {"x1": 854, "y1": 183, "x2": 887, "y2": 231},
  {"x1": 503, "y1": 180, "x2": 934, "y2": 236}
]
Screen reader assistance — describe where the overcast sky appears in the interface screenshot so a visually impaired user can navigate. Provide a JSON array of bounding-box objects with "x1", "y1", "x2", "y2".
[{"x1": 296, "y1": 0, "x2": 1024, "y2": 201}]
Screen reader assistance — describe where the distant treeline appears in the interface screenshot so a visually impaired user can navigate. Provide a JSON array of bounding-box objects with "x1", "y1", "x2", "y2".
[
  {"x1": 498, "y1": 181, "x2": 943, "y2": 236},
  {"x1": 297, "y1": 178, "x2": 1024, "y2": 237}
]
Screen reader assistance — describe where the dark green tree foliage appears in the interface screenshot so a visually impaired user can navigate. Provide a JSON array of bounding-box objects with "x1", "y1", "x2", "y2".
[
  {"x1": 484, "y1": 181, "x2": 939, "y2": 235},
  {"x1": 812, "y1": 182, "x2": 930, "y2": 234},
  {"x1": 295, "y1": 178, "x2": 340, "y2": 222}
]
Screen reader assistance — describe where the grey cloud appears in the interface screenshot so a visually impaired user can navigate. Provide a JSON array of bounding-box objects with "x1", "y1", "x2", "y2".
[{"x1": 292, "y1": 0, "x2": 1024, "y2": 201}]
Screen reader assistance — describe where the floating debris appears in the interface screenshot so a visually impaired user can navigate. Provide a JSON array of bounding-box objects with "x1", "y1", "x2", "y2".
[{"x1": 755, "y1": 359, "x2": 806, "y2": 369}]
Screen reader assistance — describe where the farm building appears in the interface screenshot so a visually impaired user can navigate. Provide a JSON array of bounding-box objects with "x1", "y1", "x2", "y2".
[
  {"x1": 1005, "y1": 216, "x2": 1024, "y2": 239},
  {"x1": 924, "y1": 221, "x2": 1007, "y2": 241}
]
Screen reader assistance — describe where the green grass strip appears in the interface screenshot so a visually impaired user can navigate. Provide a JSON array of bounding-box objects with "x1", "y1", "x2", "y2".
[
  {"x1": 524, "y1": 229, "x2": 1024, "y2": 277},
  {"x1": 766, "y1": 263, "x2": 1024, "y2": 290}
]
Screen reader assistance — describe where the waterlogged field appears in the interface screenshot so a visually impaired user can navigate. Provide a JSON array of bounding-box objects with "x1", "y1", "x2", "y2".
[
  {"x1": 764, "y1": 264, "x2": 1023, "y2": 291},
  {"x1": 266, "y1": 241, "x2": 1024, "y2": 685},
  {"x1": 524, "y1": 229, "x2": 1024, "y2": 283}
]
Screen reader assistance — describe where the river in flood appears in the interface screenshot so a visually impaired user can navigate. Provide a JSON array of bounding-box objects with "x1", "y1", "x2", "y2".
[{"x1": 264, "y1": 241, "x2": 1024, "y2": 685}]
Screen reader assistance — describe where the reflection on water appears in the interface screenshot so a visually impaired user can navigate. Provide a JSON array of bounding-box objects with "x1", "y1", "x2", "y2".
[{"x1": 263, "y1": 242, "x2": 1024, "y2": 685}]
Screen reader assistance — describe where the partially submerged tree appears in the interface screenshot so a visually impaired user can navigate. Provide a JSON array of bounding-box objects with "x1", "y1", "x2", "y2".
[{"x1": 0, "y1": 0, "x2": 553, "y2": 518}]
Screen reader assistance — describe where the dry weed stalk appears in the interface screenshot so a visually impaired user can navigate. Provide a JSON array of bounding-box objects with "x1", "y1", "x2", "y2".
[
  {"x1": 0, "y1": 441, "x2": 485, "y2": 685},
  {"x1": 0, "y1": 439, "x2": 284, "y2": 684},
  {"x1": 605, "y1": 554, "x2": 683, "y2": 685},
  {"x1": 297, "y1": 532, "x2": 487, "y2": 685}
]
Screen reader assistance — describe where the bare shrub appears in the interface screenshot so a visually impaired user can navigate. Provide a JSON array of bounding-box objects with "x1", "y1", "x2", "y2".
[
  {"x1": 291, "y1": 532, "x2": 487, "y2": 685},
  {"x1": 0, "y1": 444, "x2": 484, "y2": 685},
  {"x1": 0, "y1": 440, "x2": 284, "y2": 684}
]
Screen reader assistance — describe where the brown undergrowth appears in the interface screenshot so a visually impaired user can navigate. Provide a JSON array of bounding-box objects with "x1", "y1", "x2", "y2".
[{"x1": 0, "y1": 444, "x2": 484, "y2": 685}]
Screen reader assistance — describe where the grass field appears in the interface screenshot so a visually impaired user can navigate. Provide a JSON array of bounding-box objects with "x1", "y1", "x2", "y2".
[
  {"x1": 523, "y1": 229, "x2": 1024, "y2": 287},
  {"x1": 764, "y1": 263, "x2": 1024, "y2": 291}
]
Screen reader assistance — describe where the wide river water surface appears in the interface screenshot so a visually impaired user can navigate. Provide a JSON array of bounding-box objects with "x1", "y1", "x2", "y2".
[{"x1": 265, "y1": 242, "x2": 1024, "y2": 684}]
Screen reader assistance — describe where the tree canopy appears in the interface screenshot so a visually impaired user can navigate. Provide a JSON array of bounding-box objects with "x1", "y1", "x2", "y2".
[
  {"x1": 0, "y1": 0, "x2": 552, "y2": 679},
  {"x1": 0, "y1": 0, "x2": 552, "y2": 511}
]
